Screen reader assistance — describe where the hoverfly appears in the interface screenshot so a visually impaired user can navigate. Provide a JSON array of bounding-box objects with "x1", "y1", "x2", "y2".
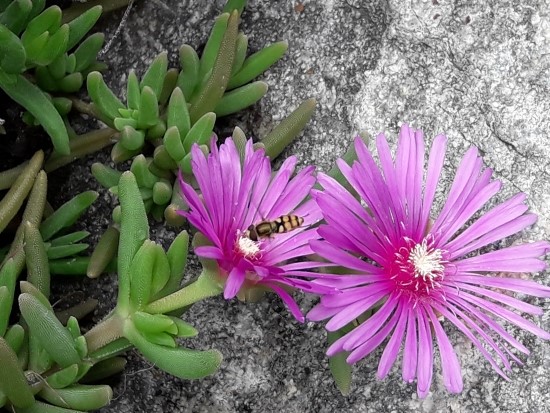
[{"x1": 245, "y1": 215, "x2": 304, "y2": 241}]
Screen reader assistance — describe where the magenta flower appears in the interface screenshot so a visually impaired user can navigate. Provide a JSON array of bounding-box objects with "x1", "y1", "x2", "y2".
[
  {"x1": 308, "y1": 124, "x2": 550, "y2": 397},
  {"x1": 179, "y1": 138, "x2": 332, "y2": 322}
]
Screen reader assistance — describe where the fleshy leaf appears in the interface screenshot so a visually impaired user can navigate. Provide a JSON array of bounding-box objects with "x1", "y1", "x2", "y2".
[
  {"x1": 117, "y1": 172, "x2": 149, "y2": 311},
  {"x1": 0, "y1": 72, "x2": 69, "y2": 154},
  {"x1": 0, "y1": 338, "x2": 35, "y2": 408},
  {"x1": 19, "y1": 293, "x2": 81, "y2": 368},
  {"x1": 126, "y1": 324, "x2": 222, "y2": 380}
]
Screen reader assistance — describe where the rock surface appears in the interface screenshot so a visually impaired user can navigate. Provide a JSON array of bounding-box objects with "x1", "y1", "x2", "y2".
[{"x1": 51, "y1": 0, "x2": 550, "y2": 411}]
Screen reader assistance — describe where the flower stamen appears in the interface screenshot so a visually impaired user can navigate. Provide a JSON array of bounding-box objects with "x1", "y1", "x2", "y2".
[
  {"x1": 408, "y1": 238, "x2": 445, "y2": 281},
  {"x1": 236, "y1": 234, "x2": 261, "y2": 258}
]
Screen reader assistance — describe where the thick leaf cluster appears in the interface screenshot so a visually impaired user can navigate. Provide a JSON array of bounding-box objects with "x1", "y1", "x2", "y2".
[{"x1": 0, "y1": 0, "x2": 105, "y2": 155}]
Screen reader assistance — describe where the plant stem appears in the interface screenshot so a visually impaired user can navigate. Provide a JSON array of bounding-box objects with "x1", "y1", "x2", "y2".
[
  {"x1": 145, "y1": 270, "x2": 222, "y2": 314},
  {"x1": 45, "y1": 128, "x2": 117, "y2": 172},
  {"x1": 84, "y1": 314, "x2": 125, "y2": 354},
  {"x1": 70, "y1": 98, "x2": 98, "y2": 118}
]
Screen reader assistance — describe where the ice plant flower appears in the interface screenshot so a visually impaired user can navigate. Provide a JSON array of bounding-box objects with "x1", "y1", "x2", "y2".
[
  {"x1": 179, "y1": 138, "x2": 331, "y2": 322},
  {"x1": 308, "y1": 124, "x2": 550, "y2": 397}
]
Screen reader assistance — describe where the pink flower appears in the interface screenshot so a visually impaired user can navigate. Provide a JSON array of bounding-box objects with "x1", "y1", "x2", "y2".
[
  {"x1": 308, "y1": 124, "x2": 550, "y2": 397},
  {"x1": 179, "y1": 138, "x2": 333, "y2": 322}
]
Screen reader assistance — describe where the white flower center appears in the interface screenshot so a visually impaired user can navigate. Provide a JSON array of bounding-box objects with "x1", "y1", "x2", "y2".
[
  {"x1": 408, "y1": 239, "x2": 445, "y2": 281},
  {"x1": 237, "y1": 235, "x2": 261, "y2": 258}
]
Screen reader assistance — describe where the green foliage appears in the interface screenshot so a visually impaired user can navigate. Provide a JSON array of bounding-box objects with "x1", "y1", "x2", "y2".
[
  {"x1": 0, "y1": 1, "x2": 105, "y2": 155},
  {"x1": 86, "y1": 1, "x2": 304, "y2": 230},
  {"x1": 0, "y1": 0, "x2": 325, "y2": 410},
  {"x1": 81, "y1": 172, "x2": 223, "y2": 382}
]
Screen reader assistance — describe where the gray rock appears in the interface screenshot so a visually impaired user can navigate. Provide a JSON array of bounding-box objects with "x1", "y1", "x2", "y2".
[{"x1": 52, "y1": 0, "x2": 550, "y2": 411}]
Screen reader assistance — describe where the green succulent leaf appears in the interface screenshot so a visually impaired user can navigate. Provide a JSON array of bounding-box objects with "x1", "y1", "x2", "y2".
[
  {"x1": 261, "y1": 98, "x2": 316, "y2": 159},
  {"x1": 117, "y1": 172, "x2": 149, "y2": 311},
  {"x1": 120, "y1": 126, "x2": 145, "y2": 151},
  {"x1": 145, "y1": 258, "x2": 223, "y2": 315},
  {"x1": 170, "y1": 316, "x2": 198, "y2": 338},
  {"x1": 30, "y1": 23, "x2": 69, "y2": 66},
  {"x1": 0, "y1": 0, "x2": 32, "y2": 35},
  {"x1": 87, "y1": 338, "x2": 132, "y2": 364},
  {"x1": 177, "y1": 44, "x2": 200, "y2": 100},
  {"x1": 34, "y1": 64, "x2": 58, "y2": 90},
  {"x1": 52, "y1": 96, "x2": 72, "y2": 115},
  {"x1": 161, "y1": 230, "x2": 189, "y2": 295},
  {"x1": 114, "y1": 116, "x2": 137, "y2": 130},
  {"x1": 227, "y1": 40, "x2": 288, "y2": 90},
  {"x1": 0, "y1": 259, "x2": 18, "y2": 336},
  {"x1": 87, "y1": 226, "x2": 119, "y2": 279},
  {"x1": 0, "y1": 23, "x2": 27, "y2": 73},
  {"x1": 0, "y1": 150, "x2": 43, "y2": 234},
  {"x1": 80, "y1": 357, "x2": 126, "y2": 383},
  {"x1": 40, "y1": 191, "x2": 98, "y2": 241},
  {"x1": 128, "y1": 240, "x2": 155, "y2": 310},
  {"x1": 126, "y1": 324, "x2": 222, "y2": 380},
  {"x1": 132, "y1": 311, "x2": 177, "y2": 335},
  {"x1": 48, "y1": 257, "x2": 91, "y2": 275},
  {"x1": 0, "y1": 160, "x2": 28, "y2": 190},
  {"x1": 0, "y1": 286, "x2": 11, "y2": 337},
  {"x1": 126, "y1": 69, "x2": 140, "y2": 110},
  {"x1": 145, "y1": 118, "x2": 166, "y2": 140},
  {"x1": 24, "y1": 222, "x2": 50, "y2": 297},
  {"x1": 153, "y1": 145, "x2": 177, "y2": 170},
  {"x1": 50, "y1": 231, "x2": 90, "y2": 247},
  {"x1": 27, "y1": 0, "x2": 46, "y2": 21},
  {"x1": 47, "y1": 48, "x2": 67, "y2": 79},
  {"x1": 0, "y1": 72, "x2": 69, "y2": 154},
  {"x1": 46, "y1": 243, "x2": 88, "y2": 260},
  {"x1": 163, "y1": 126, "x2": 185, "y2": 162},
  {"x1": 190, "y1": 11, "x2": 238, "y2": 123},
  {"x1": 140, "y1": 51, "x2": 168, "y2": 99},
  {"x1": 19, "y1": 292, "x2": 81, "y2": 367},
  {"x1": 73, "y1": 32, "x2": 104, "y2": 72},
  {"x1": 140, "y1": 330, "x2": 176, "y2": 347},
  {"x1": 164, "y1": 188, "x2": 186, "y2": 227},
  {"x1": 39, "y1": 384, "x2": 113, "y2": 411},
  {"x1": 92, "y1": 162, "x2": 122, "y2": 188},
  {"x1": 22, "y1": 5, "x2": 61, "y2": 40},
  {"x1": 46, "y1": 364, "x2": 80, "y2": 389},
  {"x1": 199, "y1": 13, "x2": 229, "y2": 80},
  {"x1": 130, "y1": 155, "x2": 157, "y2": 188},
  {"x1": 158, "y1": 68, "x2": 178, "y2": 105},
  {"x1": 58, "y1": 71, "x2": 83, "y2": 93},
  {"x1": 327, "y1": 331, "x2": 353, "y2": 395},
  {"x1": 167, "y1": 87, "x2": 190, "y2": 138},
  {"x1": 182, "y1": 112, "x2": 216, "y2": 152},
  {"x1": 111, "y1": 141, "x2": 141, "y2": 163},
  {"x1": 214, "y1": 80, "x2": 267, "y2": 117},
  {"x1": 15, "y1": 400, "x2": 85, "y2": 413},
  {"x1": 65, "y1": 4, "x2": 102, "y2": 50},
  {"x1": 87, "y1": 71, "x2": 125, "y2": 122},
  {"x1": 231, "y1": 126, "x2": 247, "y2": 163},
  {"x1": 231, "y1": 32, "x2": 248, "y2": 75},
  {"x1": 150, "y1": 241, "x2": 170, "y2": 295},
  {"x1": 137, "y1": 85, "x2": 159, "y2": 129},
  {"x1": 152, "y1": 180, "x2": 172, "y2": 205},
  {"x1": 223, "y1": 0, "x2": 247, "y2": 15},
  {"x1": 4, "y1": 324, "x2": 25, "y2": 354},
  {"x1": 0, "y1": 337, "x2": 35, "y2": 408}
]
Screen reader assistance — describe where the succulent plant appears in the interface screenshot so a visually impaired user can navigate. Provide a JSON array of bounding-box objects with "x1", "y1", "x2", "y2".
[{"x1": 0, "y1": 1, "x2": 106, "y2": 155}]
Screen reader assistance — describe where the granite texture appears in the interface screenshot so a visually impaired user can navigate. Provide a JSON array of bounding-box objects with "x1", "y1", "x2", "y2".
[{"x1": 48, "y1": 0, "x2": 550, "y2": 411}]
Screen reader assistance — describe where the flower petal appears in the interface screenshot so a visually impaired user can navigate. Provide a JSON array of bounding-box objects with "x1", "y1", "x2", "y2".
[{"x1": 224, "y1": 266, "x2": 245, "y2": 299}]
